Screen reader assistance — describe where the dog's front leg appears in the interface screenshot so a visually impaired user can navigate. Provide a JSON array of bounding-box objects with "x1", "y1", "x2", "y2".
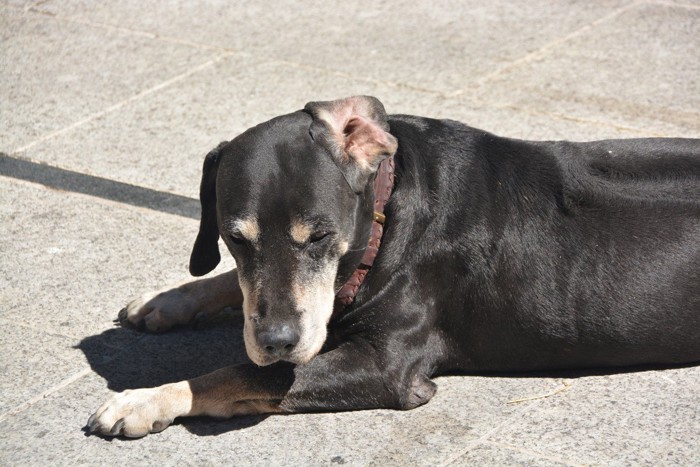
[
  {"x1": 88, "y1": 343, "x2": 437, "y2": 437},
  {"x1": 87, "y1": 364, "x2": 290, "y2": 438},
  {"x1": 118, "y1": 269, "x2": 243, "y2": 332}
]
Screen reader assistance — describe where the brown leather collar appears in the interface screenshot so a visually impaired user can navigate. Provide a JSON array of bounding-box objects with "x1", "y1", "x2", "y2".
[{"x1": 334, "y1": 155, "x2": 395, "y2": 311}]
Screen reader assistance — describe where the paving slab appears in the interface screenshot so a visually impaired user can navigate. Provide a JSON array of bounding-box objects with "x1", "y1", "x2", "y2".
[
  {"x1": 473, "y1": 2, "x2": 700, "y2": 138},
  {"x1": 0, "y1": 322, "x2": 89, "y2": 415},
  {"x1": 0, "y1": 5, "x2": 222, "y2": 152},
  {"x1": 0, "y1": 176, "x2": 234, "y2": 338},
  {"x1": 486, "y1": 368, "x2": 700, "y2": 465},
  {"x1": 31, "y1": 0, "x2": 630, "y2": 95},
  {"x1": 447, "y1": 442, "x2": 575, "y2": 466}
]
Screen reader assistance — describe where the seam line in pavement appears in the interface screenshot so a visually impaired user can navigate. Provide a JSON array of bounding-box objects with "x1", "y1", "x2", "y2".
[
  {"x1": 12, "y1": 54, "x2": 231, "y2": 155},
  {"x1": 457, "y1": 0, "x2": 645, "y2": 95},
  {"x1": 6, "y1": 1, "x2": 672, "y2": 149},
  {"x1": 26, "y1": 5, "x2": 236, "y2": 52},
  {"x1": 482, "y1": 440, "x2": 586, "y2": 467},
  {"x1": 438, "y1": 402, "x2": 536, "y2": 466},
  {"x1": 0, "y1": 318, "x2": 129, "y2": 348},
  {"x1": 11, "y1": 3, "x2": 448, "y2": 97},
  {"x1": 0, "y1": 153, "x2": 199, "y2": 219},
  {"x1": 0, "y1": 368, "x2": 92, "y2": 424},
  {"x1": 494, "y1": 104, "x2": 671, "y2": 138}
]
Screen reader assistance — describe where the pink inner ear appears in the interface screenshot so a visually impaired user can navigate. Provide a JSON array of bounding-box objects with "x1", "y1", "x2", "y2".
[{"x1": 344, "y1": 116, "x2": 396, "y2": 167}]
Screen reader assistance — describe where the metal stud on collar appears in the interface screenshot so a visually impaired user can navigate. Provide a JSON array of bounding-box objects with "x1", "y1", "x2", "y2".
[{"x1": 373, "y1": 211, "x2": 386, "y2": 224}]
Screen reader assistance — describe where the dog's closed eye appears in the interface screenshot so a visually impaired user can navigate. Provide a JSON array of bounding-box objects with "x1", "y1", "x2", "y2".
[
  {"x1": 228, "y1": 233, "x2": 245, "y2": 245},
  {"x1": 309, "y1": 231, "x2": 329, "y2": 243}
]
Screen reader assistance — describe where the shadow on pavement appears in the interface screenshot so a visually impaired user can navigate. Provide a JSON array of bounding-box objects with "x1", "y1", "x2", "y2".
[
  {"x1": 0, "y1": 152, "x2": 199, "y2": 219},
  {"x1": 78, "y1": 310, "x2": 270, "y2": 435}
]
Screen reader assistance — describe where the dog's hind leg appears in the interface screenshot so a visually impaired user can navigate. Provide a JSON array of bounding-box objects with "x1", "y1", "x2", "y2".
[{"x1": 118, "y1": 269, "x2": 243, "y2": 332}]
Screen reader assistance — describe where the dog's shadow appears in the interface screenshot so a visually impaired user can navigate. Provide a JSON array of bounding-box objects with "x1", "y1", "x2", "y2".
[
  {"x1": 77, "y1": 309, "x2": 269, "y2": 436},
  {"x1": 79, "y1": 308, "x2": 699, "y2": 438}
]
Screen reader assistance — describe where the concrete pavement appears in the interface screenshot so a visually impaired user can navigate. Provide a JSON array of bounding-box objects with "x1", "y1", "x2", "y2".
[{"x1": 1, "y1": 0, "x2": 699, "y2": 465}]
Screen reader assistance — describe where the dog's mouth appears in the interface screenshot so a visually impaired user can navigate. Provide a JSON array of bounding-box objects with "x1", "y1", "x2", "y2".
[
  {"x1": 245, "y1": 341, "x2": 323, "y2": 367},
  {"x1": 251, "y1": 349, "x2": 319, "y2": 367},
  {"x1": 243, "y1": 319, "x2": 329, "y2": 367}
]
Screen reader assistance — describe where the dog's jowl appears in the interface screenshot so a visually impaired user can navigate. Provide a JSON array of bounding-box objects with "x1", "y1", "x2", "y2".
[{"x1": 89, "y1": 96, "x2": 700, "y2": 437}]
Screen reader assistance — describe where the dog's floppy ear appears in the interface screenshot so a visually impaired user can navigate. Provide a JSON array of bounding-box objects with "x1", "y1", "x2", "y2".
[
  {"x1": 305, "y1": 96, "x2": 398, "y2": 193},
  {"x1": 189, "y1": 141, "x2": 228, "y2": 277}
]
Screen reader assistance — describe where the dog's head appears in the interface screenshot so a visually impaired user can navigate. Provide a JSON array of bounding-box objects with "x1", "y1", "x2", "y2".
[{"x1": 189, "y1": 96, "x2": 398, "y2": 366}]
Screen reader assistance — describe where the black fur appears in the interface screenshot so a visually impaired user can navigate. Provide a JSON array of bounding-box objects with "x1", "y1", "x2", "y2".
[
  {"x1": 354, "y1": 117, "x2": 700, "y2": 374},
  {"x1": 190, "y1": 141, "x2": 228, "y2": 276},
  {"x1": 197, "y1": 107, "x2": 699, "y2": 412}
]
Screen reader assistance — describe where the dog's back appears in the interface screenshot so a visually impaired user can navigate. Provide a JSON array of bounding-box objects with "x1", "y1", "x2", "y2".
[{"x1": 384, "y1": 115, "x2": 700, "y2": 372}]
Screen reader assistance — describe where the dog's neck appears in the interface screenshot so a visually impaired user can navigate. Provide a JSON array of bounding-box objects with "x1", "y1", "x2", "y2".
[{"x1": 334, "y1": 155, "x2": 395, "y2": 312}]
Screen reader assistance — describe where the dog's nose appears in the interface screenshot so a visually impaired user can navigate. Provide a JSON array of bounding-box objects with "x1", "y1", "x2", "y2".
[{"x1": 256, "y1": 324, "x2": 300, "y2": 357}]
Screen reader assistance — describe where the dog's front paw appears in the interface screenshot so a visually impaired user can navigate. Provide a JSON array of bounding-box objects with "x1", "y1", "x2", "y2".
[
  {"x1": 87, "y1": 388, "x2": 177, "y2": 438},
  {"x1": 118, "y1": 288, "x2": 199, "y2": 333}
]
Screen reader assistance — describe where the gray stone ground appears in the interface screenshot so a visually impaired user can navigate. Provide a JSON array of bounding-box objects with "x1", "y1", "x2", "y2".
[{"x1": 1, "y1": 0, "x2": 699, "y2": 465}]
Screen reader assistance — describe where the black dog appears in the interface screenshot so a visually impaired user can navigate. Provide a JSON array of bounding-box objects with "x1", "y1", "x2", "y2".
[{"x1": 88, "y1": 96, "x2": 700, "y2": 437}]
